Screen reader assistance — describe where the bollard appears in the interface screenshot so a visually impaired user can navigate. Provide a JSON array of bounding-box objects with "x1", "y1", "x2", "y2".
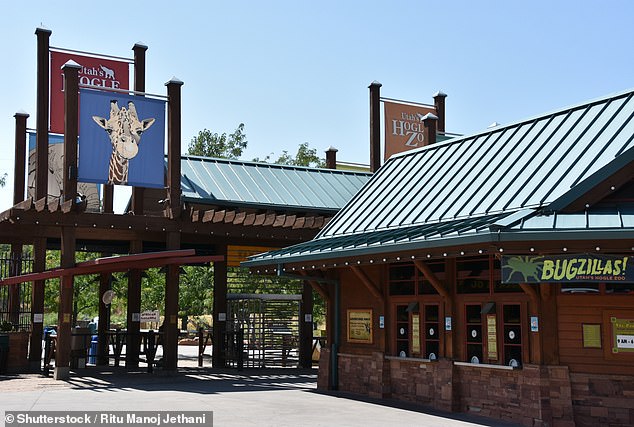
[
  {"x1": 146, "y1": 330, "x2": 155, "y2": 373},
  {"x1": 237, "y1": 329, "x2": 244, "y2": 371},
  {"x1": 198, "y1": 327, "x2": 203, "y2": 367}
]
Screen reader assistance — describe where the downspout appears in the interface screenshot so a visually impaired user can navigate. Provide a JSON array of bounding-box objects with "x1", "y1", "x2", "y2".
[{"x1": 278, "y1": 264, "x2": 340, "y2": 390}]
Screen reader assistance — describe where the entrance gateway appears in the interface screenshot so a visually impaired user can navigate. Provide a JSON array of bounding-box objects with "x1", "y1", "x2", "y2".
[{"x1": 0, "y1": 27, "x2": 372, "y2": 378}]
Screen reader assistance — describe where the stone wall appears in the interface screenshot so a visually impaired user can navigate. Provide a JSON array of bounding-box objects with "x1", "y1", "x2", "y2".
[{"x1": 570, "y1": 372, "x2": 634, "y2": 427}]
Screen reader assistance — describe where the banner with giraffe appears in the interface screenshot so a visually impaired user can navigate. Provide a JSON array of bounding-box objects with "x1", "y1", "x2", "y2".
[{"x1": 78, "y1": 89, "x2": 166, "y2": 188}]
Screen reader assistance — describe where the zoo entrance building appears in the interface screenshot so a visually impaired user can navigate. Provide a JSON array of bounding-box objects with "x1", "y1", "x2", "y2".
[{"x1": 244, "y1": 88, "x2": 634, "y2": 427}]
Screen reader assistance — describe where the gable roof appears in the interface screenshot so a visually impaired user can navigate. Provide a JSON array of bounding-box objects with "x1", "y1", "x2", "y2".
[
  {"x1": 244, "y1": 88, "x2": 634, "y2": 266},
  {"x1": 179, "y1": 156, "x2": 372, "y2": 214}
]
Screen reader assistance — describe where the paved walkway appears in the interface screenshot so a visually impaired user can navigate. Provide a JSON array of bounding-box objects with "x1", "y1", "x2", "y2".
[{"x1": 0, "y1": 347, "x2": 521, "y2": 427}]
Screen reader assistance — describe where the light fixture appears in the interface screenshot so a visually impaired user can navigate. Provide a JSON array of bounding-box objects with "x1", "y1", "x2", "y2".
[
  {"x1": 478, "y1": 249, "x2": 483, "y2": 254},
  {"x1": 498, "y1": 248, "x2": 504, "y2": 253},
  {"x1": 595, "y1": 246, "x2": 600, "y2": 251},
  {"x1": 426, "y1": 254, "x2": 432, "y2": 258},
  {"x1": 460, "y1": 251, "x2": 465, "y2": 256},
  {"x1": 443, "y1": 253, "x2": 447, "y2": 257},
  {"x1": 563, "y1": 247, "x2": 568, "y2": 252},
  {"x1": 530, "y1": 247, "x2": 535, "y2": 252}
]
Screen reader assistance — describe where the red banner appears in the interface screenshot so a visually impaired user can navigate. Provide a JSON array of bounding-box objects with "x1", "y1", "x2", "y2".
[
  {"x1": 50, "y1": 51, "x2": 129, "y2": 134},
  {"x1": 383, "y1": 100, "x2": 436, "y2": 160}
]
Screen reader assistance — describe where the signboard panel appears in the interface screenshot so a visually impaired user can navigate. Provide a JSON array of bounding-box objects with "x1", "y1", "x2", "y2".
[
  {"x1": 26, "y1": 132, "x2": 100, "y2": 211},
  {"x1": 501, "y1": 254, "x2": 633, "y2": 284},
  {"x1": 78, "y1": 89, "x2": 165, "y2": 188},
  {"x1": 228, "y1": 245, "x2": 278, "y2": 267},
  {"x1": 347, "y1": 309, "x2": 373, "y2": 344},
  {"x1": 611, "y1": 317, "x2": 634, "y2": 353},
  {"x1": 383, "y1": 100, "x2": 436, "y2": 160},
  {"x1": 50, "y1": 51, "x2": 129, "y2": 134}
]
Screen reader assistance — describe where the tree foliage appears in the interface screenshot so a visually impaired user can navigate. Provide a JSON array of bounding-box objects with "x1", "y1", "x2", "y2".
[
  {"x1": 187, "y1": 124, "x2": 248, "y2": 159},
  {"x1": 254, "y1": 142, "x2": 326, "y2": 167}
]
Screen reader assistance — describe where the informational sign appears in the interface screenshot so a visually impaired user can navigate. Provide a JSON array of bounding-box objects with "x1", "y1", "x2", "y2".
[
  {"x1": 383, "y1": 100, "x2": 436, "y2": 160},
  {"x1": 79, "y1": 89, "x2": 165, "y2": 188},
  {"x1": 412, "y1": 314, "x2": 420, "y2": 354},
  {"x1": 501, "y1": 254, "x2": 633, "y2": 284},
  {"x1": 229, "y1": 245, "x2": 278, "y2": 267},
  {"x1": 348, "y1": 309, "x2": 373, "y2": 344},
  {"x1": 486, "y1": 314, "x2": 498, "y2": 360},
  {"x1": 445, "y1": 316, "x2": 452, "y2": 331},
  {"x1": 50, "y1": 51, "x2": 129, "y2": 134},
  {"x1": 530, "y1": 316, "x2": 539, "y2": 332},
  {"x1": 582, "y1": 324, "x2": 601, "y2": 348},
  {"x1": 26, "y1": 132, "x2": 100, "y2": 211},
  {"x1": 140, "y1": 310, "x2": 160, "y2": 323},
  {"x1": 611, "y1": 317, "x2": 634, "y2": 353}
]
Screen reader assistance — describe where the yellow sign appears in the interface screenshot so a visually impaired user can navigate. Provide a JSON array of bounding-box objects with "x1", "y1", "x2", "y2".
[
  {"x1": 611, "y1": 317, "x2": 634, "y2": 353},
  {"x1": 348, "y1": 309, "x2": 373, "y2": 344},
  {"x1": 412, "y1": 314, "x2": 420, "y2": 354},
  {"x1": 228, "y1": 245, "x2": 277, "y2": 267},
  {"x1": 487, "y1": 314, "x2": 498, "y2": 360},
  {"x1": 582, "y1": 324, "x2": 601, "y2": 348}
]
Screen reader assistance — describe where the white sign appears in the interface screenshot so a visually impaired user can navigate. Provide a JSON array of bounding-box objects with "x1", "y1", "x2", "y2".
[
  {"x1": 132, "y1": 313, "x2": 140, "y2": 322},
  {"x1": 304, "y1": 314, "x2": 312, "y2": 322},
  {"x1": 33, "y1": 313, "x2": 44, "y2": 323},
  {"x1": 218, "y1": 313, "x2": 227, "y2": 321},
  {"x1": 616, "y1": 335, "x2": 634, "y2": 349},
  {"x1": 140, "y1": 310, "x2": 160, "y2": 323}
]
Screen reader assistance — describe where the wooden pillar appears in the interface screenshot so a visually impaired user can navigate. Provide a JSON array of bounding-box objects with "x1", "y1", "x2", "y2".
[
  {"x1": 299, "y1": 281, "x2": 314, "y2": 368},
  {"x1": 55, "y1": 227, "x2": 75, "y2": 380},
  {"x1": 131, "y1": 43, "x2": 148, "y2": 215},
  {"x1": 163, "y1": 232, "x2": 181, "y2": 371},
  {"x1": 212, "y1": 244, "x2": 227, "y2": 368},
  {"x1": 97, "y1": 271, "x2": 111, "y2": 366},
  {"x1": 62, "y1": 61, "x2": 80, "y2": 203},
  {"x1": 54, "y1": 60, "x2": 80, "y2": 381},
  {"x1": 539, "y1": 283, "x2": 559, "y2": 365},
  {"x1": 29, "y1": 238, "x2": 46, "y2": 366},
  {"x1": 166, "y1": 78, "x2": 183, "y2": 219},
  {"x1": 369, "y1": 81, "x2": 382, "y2": 173},
  {"x1": 126, "y1": 241, "x2": 143, "y2": 368},
  {"x1": 35, "y1": 27, "x2": 51, "y2": 202},
  {"x1": 14, "y1": 111, "x2": 29, "y2": 205}
]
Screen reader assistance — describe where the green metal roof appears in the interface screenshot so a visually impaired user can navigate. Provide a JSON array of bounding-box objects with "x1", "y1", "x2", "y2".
[
  {"x1": 244, "y1": 88, "x2": 634, "y2": 267},
  {"x1": 179, "y1": 156, "x2": 371, "y2": 213}
]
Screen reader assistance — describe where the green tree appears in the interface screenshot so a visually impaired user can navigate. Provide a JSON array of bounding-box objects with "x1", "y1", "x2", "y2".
[
  {"x1": 188, "y1": 124, "x2": 248, "y2": 159},
  {"x1": 254, "y1": 142, "x2": 326, "y2": 167}
]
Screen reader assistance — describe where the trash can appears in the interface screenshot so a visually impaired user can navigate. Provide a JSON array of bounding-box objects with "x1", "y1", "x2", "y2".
[
  {"x1": 88, "y1": 335, "x2": 98, "y2": 365},
  {"x1": 0, "y1": 334, "x2": 8, "y2": 374}
]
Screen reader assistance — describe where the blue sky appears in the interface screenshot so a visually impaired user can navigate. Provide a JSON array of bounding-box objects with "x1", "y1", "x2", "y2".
[{"x1": 1, "y1": 1, "x2": 633, "y2": 211}]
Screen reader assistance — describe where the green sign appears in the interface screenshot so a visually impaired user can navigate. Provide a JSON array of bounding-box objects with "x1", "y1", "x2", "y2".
[{"x1": 501, "y1": 254, "x2": 633, "y2": 283}]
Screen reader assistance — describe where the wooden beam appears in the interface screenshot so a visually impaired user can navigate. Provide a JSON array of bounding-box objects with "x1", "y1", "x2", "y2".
[
  {"x1": 293, "y1": 217, "x2": 306, "y2": 229},
  {"x1": 244, "y1": 213, "x2": 256, "y2": 226},
  {"x1": 224, "y1": 211, "x2": 236, "y2": 223},
  {"x1": 299, "y1": 271, "x2": 330, "y2": 302},
  {"x1": 253, "y1": 213, "x2": 266, "y2": 226},
  {"x1": 350, "y1": 265, "x2": 384, "y2": 303},
  {"x1": 13, "y1": 198, "x2": 33, "y2": 211},
  {"x1": 283, "y1": 215, "x2": 296, "y2": 228},
  {"x1": 263, "y1": 213, "x2": 276, "y2": 226},
  {"x1": 34, "y1": 197, "x2": 47, "y2": 212},
  {"x1": 414, "y1": 260, "x2": 450, "y2": 298},
  {"x1": 202, "y1": 209, "x2": 216, "y2": 223},
  {"x1": 213, "y1": 210, "x2": 226, "y2": 223},
  {"x1": 519, "y1": 282, "x2": 539, "y2": 307},
  {"x1": 47, "y1": 198, "x2": 60, "y2": 213},
  {"x1": 233, "y1": 211, "x2": 246, "y2": 225}
]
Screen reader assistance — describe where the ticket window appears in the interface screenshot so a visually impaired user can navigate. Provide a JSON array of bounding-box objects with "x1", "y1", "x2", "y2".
[
  {"x1": 396, "y1": 304, "x2": 409, "y2": 357},
  {"x1": 423, "y1": 305, "x2": 440, "y2": 360},
  {"x1": 465, "y1": 304, "x2": 483, "y2": 363},
  {"x1": 502, "y1": 304, "x2": 522, "y2": 367}
]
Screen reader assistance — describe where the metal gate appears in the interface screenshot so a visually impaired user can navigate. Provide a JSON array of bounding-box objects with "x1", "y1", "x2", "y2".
[
  {"x1": 226, "y1": 294, "x2": 301, "y2": 368},
  {"x1": 0, "y1": 252, "x2": 34, "y2": 331}
]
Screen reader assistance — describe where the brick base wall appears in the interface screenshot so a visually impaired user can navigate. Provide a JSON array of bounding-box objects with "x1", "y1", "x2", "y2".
[
  {"x1": 570, "y1": 372, "x2": 634, "y2": 427},
  {"x1": 7, "y1": 332, "x2": 29, "y2": 372}
]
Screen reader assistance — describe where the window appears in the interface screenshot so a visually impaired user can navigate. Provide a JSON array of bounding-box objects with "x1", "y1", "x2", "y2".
[
  {"x1": 423, "y1": 305, "x2": 440, "y2": 360},
  {"x1": 457, "y1": 259, "x2": 490, "y2": 294},
  {"x1": 465, "y1": 304, "x2": 483, "y2": 363},
  {"x1": 389, "y1": 265, "x2": 415, "y2": 295},
  {"x1": 395, "y1": 304, "x2": 409, "y2": 357},
  {"x1": 502, "y1": 304, "x2": 522, "y2": 367}
]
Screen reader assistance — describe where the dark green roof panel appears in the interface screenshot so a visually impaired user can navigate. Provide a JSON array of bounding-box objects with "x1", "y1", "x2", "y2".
[{"x1": 179, "y1": 156, "x2": 372, "y2": 212}]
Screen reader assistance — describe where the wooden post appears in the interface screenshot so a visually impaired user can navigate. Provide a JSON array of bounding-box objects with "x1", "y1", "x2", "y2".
[
  {"x1": 55, "y1": 227, "x2": 75, "y2": 380},
  {"x1": 299, "y1": 281, "x2": 314, "y2": 368},
  {"x1": 166, "y1": 78, "x2": 183, "y2": 219},
  {"x1": 29, "y1": 237, "x2": 47, "y2": 367},
  {"x1": 35, "y1": 27, "x2": 51, "y2": 202},
  {"x1": 14, "y1": 111, "x2": 29, "y2": 205},
  {"x1": 54, "y1": 60, "x2": 80, "y2": 380},
  {"x1": 8, "y1": 245, "x2": 22, "y2": 329},
  {"x1": 212, "y1": 244, "x2": 228, "y2": 368},
  {"x1": 131, "y1": 43, "x2": 148, "y2": 215},
  {"x1": 97, "y1": 271, "x2": 111, "y2": 366},
  {"x1": 62, "y1": 61, "x2": 80, "y2": 204},
  {"x1": 369, "y1": 81, "x2": 382, "y2": 173},
  {"x1": 126, "y1": 240, "x2": 143, "y2": 368},
  {"x1": 163, "y1": 232, "x2": 181, "y2": 371}
]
